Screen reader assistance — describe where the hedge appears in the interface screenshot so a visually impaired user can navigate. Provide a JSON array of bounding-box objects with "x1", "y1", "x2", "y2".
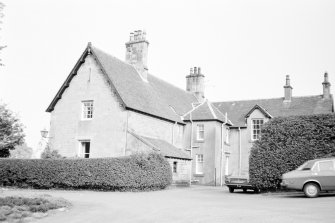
[
  {"x1": 0, "y1": 152, "x2": 172, "y2": 191},
  {"x1": 249, "y1": 113, "x2": 335, "y2": 190}
]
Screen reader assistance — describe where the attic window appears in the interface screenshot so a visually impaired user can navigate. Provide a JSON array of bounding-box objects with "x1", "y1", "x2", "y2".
[
  {"x1": 82, "y1": 100, "x2": 94, "y2": 120},
  {"x1": 251, "y1": 119, "x2": 264, "y2": 141}
]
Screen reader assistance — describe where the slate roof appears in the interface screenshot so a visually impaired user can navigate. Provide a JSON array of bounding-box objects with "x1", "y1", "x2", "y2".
[
  {"x1": 213, "y1": 95, "x2": 334, "y2": 127},
  {"x1": 183, "y1": 100, "x2": 233, "y2": 125},
  {"x1": 46, "y1": 44, "x2": 197, "y2": 124},
  {"x1": 129, "y1": 131, "x2": 191, "y2": 160}
]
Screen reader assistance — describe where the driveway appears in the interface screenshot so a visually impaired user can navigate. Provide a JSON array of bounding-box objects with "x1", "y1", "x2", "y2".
[{"x1": 1, "y1": 186, "x2": 335, "y2": 223}]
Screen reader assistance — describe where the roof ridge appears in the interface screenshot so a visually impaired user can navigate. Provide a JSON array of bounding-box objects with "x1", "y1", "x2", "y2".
[
  {"x1": 213, "y1": 94, "x2": 324, "y2": 104},
  {"x1": 148, "y1": 73, "x2": 197, "y2": 99},
  {"x1": 91, "y1": 45, "x2": 134, "y2": 68}
]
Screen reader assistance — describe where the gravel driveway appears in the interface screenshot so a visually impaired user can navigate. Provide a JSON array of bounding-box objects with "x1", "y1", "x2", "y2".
[{"x1": 2, "y1": 186, "x2": 335, "y2": 223}]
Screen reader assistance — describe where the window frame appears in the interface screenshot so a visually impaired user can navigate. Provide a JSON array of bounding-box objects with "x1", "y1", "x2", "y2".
[
  {"x1": 173, "y1": 161, "x2": 178, "y2": 173},
  {"x1": 251, "y1": 118, "x2": 264, "y2": 141},
  {"x1": 196, "y1": 124, "x2": 205, "y2": 141},
  {"x1": 195, "y1": 154, "x2": 204, "y2": 174},
  {"x1": 79, "y1": 140, "x2": 90, "y2": 158},
  {"x1": 82, "y1": 100, "x2": 94, "y2": 120}
]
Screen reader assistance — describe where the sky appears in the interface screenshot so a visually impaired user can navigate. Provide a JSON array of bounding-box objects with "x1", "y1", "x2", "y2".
[{"x1": 0, "y1": 0, "x2": 335, "y2": 149}]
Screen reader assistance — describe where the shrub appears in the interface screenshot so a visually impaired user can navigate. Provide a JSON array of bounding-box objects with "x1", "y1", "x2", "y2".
[
  {"x1": 249, "y1": 113, "x2": 335, "y2": 190},
  {"x1": 41, "y1": 144, "x2": 63, "y2": 159},
  {"x1": 0, "y1": 152, "x2": 172, "y2": 191}
]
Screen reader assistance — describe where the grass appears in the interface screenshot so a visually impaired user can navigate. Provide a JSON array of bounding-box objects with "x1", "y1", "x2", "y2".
[{"x1": 0, "y1": 195, "x2": 70, "y2": 222}]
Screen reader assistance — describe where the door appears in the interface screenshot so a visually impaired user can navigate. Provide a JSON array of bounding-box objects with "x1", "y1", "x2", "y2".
[{"x1": 316, "y1": 160, "x2": 335, "y2": 190}]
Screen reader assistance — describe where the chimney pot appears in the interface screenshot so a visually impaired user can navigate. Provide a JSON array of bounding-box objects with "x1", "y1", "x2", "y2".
[
  {"x1": 284, "y1": 75, "x2": 293, "y2": 102},
  {"x1": 323, "y1": 72, "x2": 331, "y2": 99}
]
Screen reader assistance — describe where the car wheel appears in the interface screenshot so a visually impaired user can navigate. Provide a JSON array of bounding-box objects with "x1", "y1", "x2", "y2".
[
  {"x1": 303, "y1": 183, "x2": 320, "y2": 198},
  {"x1": 243, "y1": 189, "x2": 247, "y2": 193},
  {"x1": 229, "y1": 187, "x2": 234, "y2": 193},
  {"x1": 253, "y1": 188, "x2": 260, "y2": 194}
]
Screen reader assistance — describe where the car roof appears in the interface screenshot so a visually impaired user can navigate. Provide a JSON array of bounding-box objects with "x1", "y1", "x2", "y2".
[{"x1": 312, "y1": 157, "x2": 335, "y2": 162}]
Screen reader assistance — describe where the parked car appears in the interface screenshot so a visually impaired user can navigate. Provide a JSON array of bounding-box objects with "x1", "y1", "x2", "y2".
[
  {"x1": 281, "y1": 157, "x2": 335, "y2": 198},
  {"x1": 225, "y1": 175, "x2": 259, "y2": 193}
]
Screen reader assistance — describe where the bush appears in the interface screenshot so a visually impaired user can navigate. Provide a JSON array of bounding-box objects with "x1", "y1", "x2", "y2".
[
  {"x1": 0, "y1": 152, "x2": 172, "y2": 191},
  {"x1": 249, "y1": 113, "x2": 335, "y2": 190},
  {"x1": 41, "y1": 145, "x2": 63, "y2": 159}
]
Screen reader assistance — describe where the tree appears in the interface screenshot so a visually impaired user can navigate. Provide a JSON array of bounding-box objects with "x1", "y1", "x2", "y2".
[
  {"x1": 10, "y1": 143, "x2": 33, "y2": 158},
  {"x1": 0, "y1": 2, "x2": 5, "y2": 66},
  {"x1": 0, "y1": 103, "x2": 25, "y2": 157},
  {"x1": 249, "y1": 113, "x2": 335, "y2": 190}
]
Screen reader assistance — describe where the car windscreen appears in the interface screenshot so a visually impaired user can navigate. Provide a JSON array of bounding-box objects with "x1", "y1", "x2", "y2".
[{"x1": 297, "y1": 161, "x2": 315, "y2": 171}]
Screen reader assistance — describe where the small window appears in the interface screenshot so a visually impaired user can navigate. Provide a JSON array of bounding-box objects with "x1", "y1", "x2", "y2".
[
  {"x1": 80, "y1": 141, "x2": 90, "y2": 158},
  {"x1": 225, "y1": 128, "x2": 230, "y2": 144},
  {"x1": 82, "y1": 101, "x2": 93, "y2": 119},
  {"x1": 196, "y1": 154, "x2": 204, "y2": 174},
  {"x1": 319, "y1": 161, "x2": 334, "y2": 171},
  {"x1": 252, "y1": 119, "x2": 264, "y2": 140},
  {"x1": 196, "y1": 124, "x2": 205, "y2": 141},
  {"x1": 173, "y1": 161, "x2": 178, "y2": 173}
]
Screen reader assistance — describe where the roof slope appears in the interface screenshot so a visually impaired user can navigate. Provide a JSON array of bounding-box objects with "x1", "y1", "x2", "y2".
[
  {"x1": 183, "y1": 100, "x2": 231, "y2": 124},
  {"x1": 129, "y1": 131, "x2": 191, "y2": 160},
  {"x1": 47, "y1": 44, "x2": 197, "y2": 123},
  {"x1": 213, "y1": 95, "x2": 334, "y2": 127}
]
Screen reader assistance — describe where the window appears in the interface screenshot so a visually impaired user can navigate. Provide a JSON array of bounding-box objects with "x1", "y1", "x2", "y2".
[
  {"x1": 225, "y1": 128, "x2": 230, "y2": 144},
  {"x1": 252, "y1": 119, "x2": 264, "y2": 140},
  {"x1": 196, "y1": 124, "x2": 205, "y2": 141},
  {"x1": 173, "y1": 161, "x2": 178, "y2": 173},
  {"x1": 319, "y1": 161, "x2": 334, "y2": 171},
  {"x1": 80, "y1": 141, "x2": 90, "y2": 158},
  {"x1": 196, "y1": 154, "x2": 204, "y2": 174},
  {"x1": 82, "y1": 101, "x2": 93, "y2": 119}
]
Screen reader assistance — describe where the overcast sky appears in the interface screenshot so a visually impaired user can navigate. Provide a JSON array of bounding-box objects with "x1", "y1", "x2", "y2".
[{"x1": 1, "y1": 0, "x2": 335, "y2": 148}]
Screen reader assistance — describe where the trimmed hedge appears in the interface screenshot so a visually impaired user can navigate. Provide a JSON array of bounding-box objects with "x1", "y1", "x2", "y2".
[
  {"x1": 0, "y1": 152, "x2": 172, "y2": 191},
  {"x1": 249, "y1": 113, "x2": 335, "y2": 190}
]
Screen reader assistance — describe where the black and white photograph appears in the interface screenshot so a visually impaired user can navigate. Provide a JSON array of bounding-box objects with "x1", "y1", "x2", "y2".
[{"x1": 0, "y1": 0, "x2": 335, "y2": 222}]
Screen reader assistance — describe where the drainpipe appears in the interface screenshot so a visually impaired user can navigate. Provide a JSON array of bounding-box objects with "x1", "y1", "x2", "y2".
[
  {"x1": 189, "y1": 112, "x2": 193, "y2": 185},
  {"x1": 238, "y1": 127, "x2": 242, "y2": 176},
  {"x1": 172, "y1": 122, "x2": 176, "y2": 145},
  {"x1": 220, "y1": 122, "x2": 224, "y2": 186},
  {"x1": 125, "y1": 110, "x2": 129, "y2": 156}
]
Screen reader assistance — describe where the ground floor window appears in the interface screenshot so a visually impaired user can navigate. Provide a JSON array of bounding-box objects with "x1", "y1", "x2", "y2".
[
  {"x1": 173, "y1": 161, "x2": 178, "y2": 173},
  {"x1": 196, "y1": 154, "x2": 204, "y2": 174},
  {"x1": 79, "y1": 141, "x2": 90, "y2": 158}
]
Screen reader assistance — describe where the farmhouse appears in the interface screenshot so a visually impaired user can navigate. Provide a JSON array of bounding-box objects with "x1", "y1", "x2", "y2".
[{"x1": 46, "y1": 30, "x2": 333, "y2": 185}]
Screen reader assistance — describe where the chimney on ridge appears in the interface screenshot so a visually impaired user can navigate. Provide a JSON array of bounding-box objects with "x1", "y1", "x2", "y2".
[
  {"x1": 283, "y1": 75, "x2": 293, "y2": 102},
  {"x1": 322, "y1": 72, "x2": 331, "y2": 99},
  {"x1": 125, "y1": 30, "x2": 149, "y2": 81},
  {"x1": 186, "y1": 67, "x2": 205, "y2": 102}
]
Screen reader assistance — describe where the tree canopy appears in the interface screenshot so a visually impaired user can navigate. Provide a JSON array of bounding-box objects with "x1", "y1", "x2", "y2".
[{"x1": 0, "y1": 103, "x2": 25, "y2": 157}]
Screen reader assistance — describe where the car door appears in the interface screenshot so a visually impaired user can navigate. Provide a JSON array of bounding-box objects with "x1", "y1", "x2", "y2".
[{"x1": 316, "y1": 160, "x2": 335, "y2": 190}]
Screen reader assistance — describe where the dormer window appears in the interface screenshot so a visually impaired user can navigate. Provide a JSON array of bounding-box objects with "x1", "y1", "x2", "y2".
[
  {"x1": 196, "y1": 124, "x2": 205, "y2": 141},
  {"x1": 252, "y1": 119, "x2": 264, "y2": 140},
  {"x1": 82, "y1": 100, "x2": 93, "y2": 120}
]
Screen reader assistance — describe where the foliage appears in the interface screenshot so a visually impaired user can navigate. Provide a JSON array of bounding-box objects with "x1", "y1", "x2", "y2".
[
  {"x1": 41, "y1": 144, "x2": 63, "y2": 159},
  {"x1": 0, "y1": 152, "x2": 172, "y2": 191},
  {"x1": 10, "y1": 143, "x2": 33, "y2": 159},
  {"x1": 249, "y1": 113, "x2": 335, "y2": 190},
  {"x1": 0, "y1": 195, "x2": 69, "y2": 221},
  {"x1": 0, "y1": 103, "x2": 25, "y2": 157}
]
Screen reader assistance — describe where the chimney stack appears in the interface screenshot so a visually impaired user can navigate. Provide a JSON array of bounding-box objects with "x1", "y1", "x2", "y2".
[
  {"x1": 186, "y1": 67, "x2": 205, "y2": 102},
  {"x1": 125, "y1": 30, "x2": 149, "y2": 81},
  {"x1": 283, "y1": 75, "x2": 293, "y2": 102},
  {"x1": 322, "y1": 72, "x2": 331, "y2": 99}
]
